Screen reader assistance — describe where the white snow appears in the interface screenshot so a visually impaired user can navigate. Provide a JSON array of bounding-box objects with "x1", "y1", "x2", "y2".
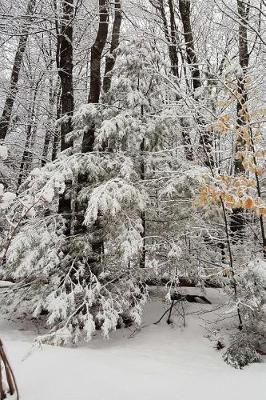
[
  {"x1": 0, "y1": 281, "x2": 14, "y2": 288},
  {"x1": 0, "y1": 185, "x2": 16, "y2": 209},
  {"x1": 0, "y1": 145, "x2": 8, "y2": 160},
  {"x1": 0, "y1": 288, "x2": 265, "y2": 400}
]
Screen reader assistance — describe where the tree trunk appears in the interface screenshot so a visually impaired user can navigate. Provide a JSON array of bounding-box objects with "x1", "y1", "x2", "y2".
[
  {"x1": 103, "y1": 0, "x2": 122, "y2": 94},
  {"x1": 52, "y1": 83, "x2": 61, "y2": 161},
  {"x1": 153, "y1": 0, "x2": 194, "y2": 161},
  {"x1": 88, "y1": 0, "x2": 109, "y2": 104},
  {"x1": 57, "y1": 0, "x2": 74, "y2": 151},
  {"x1": 82, "y1": 0, "x2": 109, "y2": 154},
  {"x1": 179, "y1": 0, "x2": 213, "y2": 166},
  {"x1": 0, "y1": 0, "x2": 36, "y2": 141},
  {"x1": 167, "y1": 0, "x2": 179, "y2": 78},
  {"x1": 17, "y1": 82, "x2": 39, "y2": 189},
  {"x1": 76, "y1": 0, "x2": 110, "y2": 264},
  {"x1": 57, "y1": 0, "x2": 75, "y2": 236},
  {"x1": 42, "y1": 36, "x2": 57, "y2": 166},
  {"x1": 235, "y1": 0, "x2": 249, "y2": 174},
  {"x1": 231, "y1": 0, "x2": 250, "y2": 241},
  {"x1": 179, "y1": 0, "x2": 201, "y2": 92}
]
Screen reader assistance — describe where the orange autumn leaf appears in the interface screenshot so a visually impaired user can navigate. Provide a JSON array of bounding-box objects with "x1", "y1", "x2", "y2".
[
  {"x1": 224, "y1": 193, "x2": 235, "y2": 204},
  {"x1": 258, "y1": 208, "x2": 266, "y2": 217},
  {"x1": 243, "y1": 197, "x2": 254, "y2": 209},
  {"x1": 255, "y1": 167, "x2": 263, "y2": 176}
]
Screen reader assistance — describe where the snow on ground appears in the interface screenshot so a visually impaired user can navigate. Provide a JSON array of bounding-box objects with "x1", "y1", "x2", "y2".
[{"x1": 0, "y1": 288, "x2": 265, "y2": 400}]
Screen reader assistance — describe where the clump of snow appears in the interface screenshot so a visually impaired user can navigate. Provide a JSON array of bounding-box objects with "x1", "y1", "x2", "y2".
[
  {"x1": 0, "y1": 281, "x2": 14, "y2": 288},
  {"x1": 0, "y1": 144, "x2": 8, "y2": 160},
  {"x1": 0, "y1": 184, "x2": 16, "y2": 209},
  {"x1": 249, "y1": 258, "x2": 266, "y2": 286}
]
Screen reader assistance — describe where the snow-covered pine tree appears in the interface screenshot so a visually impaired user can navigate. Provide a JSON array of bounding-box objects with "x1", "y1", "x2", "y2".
[{"x1": 0, "y1": 38, "x2": 197, "y2": 344}]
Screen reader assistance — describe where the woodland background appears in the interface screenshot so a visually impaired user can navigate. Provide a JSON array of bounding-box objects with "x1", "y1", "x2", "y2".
[{"x1": 0, "y1": 0, "x2": 266, "y2": 377}]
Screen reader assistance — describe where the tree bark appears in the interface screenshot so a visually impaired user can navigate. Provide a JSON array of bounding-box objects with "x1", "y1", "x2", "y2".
[
  {"x1": 88, "y1": 0, "x2": 109, "y2": 104},
  {"x1": 167, "y1": 0, "x2": 179, "y2": 78},
  {"x1": 0, "y1": 0, "x2": 36, "y2": 141},
  {"x1": 179, "y1": 0, "x2": 201, "y2": 92},
  {"x1": 235, "y1": 0, "x2": 250, "y2": 174},
  {"x1": 103, "y1": 0, "x2": 122, "y2": 94},
  {"x1": 56, "y1": 0, "x2": 75, "y2": 236},
  {"x1": 179, "y1": 0, "x2": 213, "y2": 166},
  {"x1": 231, "y1": 0, "x2": 250, "y2": 241},
  {"x1": 17, "y1": 84, "x2": 38, "y2": 189},
  {"x1": 52, "y1": 84, "x2": 61, "y2": 161},
  {"x1": 152, "y1": 0, "x2": 194, "y2": 161},
  {"x1": 42, "y1": 35, "x2": 58, "y2": 166},
  {"x1": 76, "y1": 0, "x2": 110, "y2": 264},
  {"x1": 57, "y1": 0, "x2": 74, "y2": 151},
  {"x1": 82, "y1": 0, "x2": 109, "y2": 154}
]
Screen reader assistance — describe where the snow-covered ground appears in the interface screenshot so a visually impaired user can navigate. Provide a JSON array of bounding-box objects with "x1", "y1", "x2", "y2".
[{"x1": 1, "y1": 288, "x2": 265, "y2": 400}]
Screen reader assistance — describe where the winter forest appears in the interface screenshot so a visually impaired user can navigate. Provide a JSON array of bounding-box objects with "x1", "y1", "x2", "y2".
[{"x1": 0, "y1": 0, "x2": 266, "y2": 398}]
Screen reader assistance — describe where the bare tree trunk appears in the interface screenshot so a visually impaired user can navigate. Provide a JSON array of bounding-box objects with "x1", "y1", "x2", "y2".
[
  {"x1": 235, "y1": 0, "x2": 250, "y2": 174},
  {"x1": 57, "y1": 0, "x2": 74, "y2": 151},
  {"x1": 75, "y1": 0, "x2": 109, "y2": 265},
  {"x1": 41, "y1": 77, "x2": 53, "y2": 166},
  {"x1": 56, "y1": 0, "x2": 75, "y2": 236},
  {"x1": 167, "y1": 0, "x2": 179, "y2": 78},
  {"x1": 152, "y1": 0, "x2": 178, "y2": 76},
  {"x1": 42, "y1": 35, "x2": 57, "y2": 166},
  {"x1": 140, "y1": 104, "x2": 146, "y2": 268},
  {"x1": 88, "y1": 0, "x2": 109, "y2": 104},
  {"x1": 17, "y1": 82, "x2": 39, "y2": 189},
  {"x1": 151, "y1": 0, "x2": 194, "y2": 161},
  {"x1": 168, "y1": 0, "x2": 194, "y2": 161},
  {"x1": 179, "y1": 0, "x2": 213, "y2": 166},
  {"x1": 0, "y1": 0, "x2": 36, "y2": 141},
  {"x1": 231, "y1": 0, "x2": 250, "y2": 241},
  {"x1": 103, "y1": 0, "x2": 122, "y2": 94},
  {"x1": 82, "y1": 0, "x2": 109, "y2": 153},
  {"x1": 179, "y1": 0, "x2": 201, "y2": 91},
  {"x1": 52, "y1": 84, "x2": 61, "y2": 161}
]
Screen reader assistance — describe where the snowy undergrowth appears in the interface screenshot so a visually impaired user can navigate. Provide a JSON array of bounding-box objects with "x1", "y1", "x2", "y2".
[{"x1": 1, "y1": 288, "x2": 265, "y2": 400}]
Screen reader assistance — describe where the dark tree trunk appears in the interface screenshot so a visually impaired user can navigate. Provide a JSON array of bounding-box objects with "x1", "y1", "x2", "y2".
[
  {"x1": 231, "y1": 0, "x2": 250, "y2": 240},
  {"x1": 17, "y1": 82, "x2": 39, "y2": 189},
  {"x1": 57, "y1": 0, "x2": 74, "y2": 151},
  {"x1": 167, "y1": 0, "x2": 179, "y2": 78},
  {"x1": 42, "y1": 37, "x2": 57, "y2": 166},
  {"x1": 179, "y1": 0, "x2": 213, "y2": 166},
  {"x1": 0, "y1": 0, "x2": 36, "y2": 141},
  {"x1": 56, "y1": 0, "x2": 75, "y2": 236},
  {"x1": 158, "y1": 0, "x2": 179, "y2": 78},
  {"x1": 168, "y1": 0, "x2": 194, "y2": 161},
  {"x1": 103, "y1": 0, "x2": 122, "y2": 94},
  {"x1": 235, "y1": 0, "x2": 249, "y2": 174},
  {"x1": 76, "y1": 0, "x2": 109, "y2": 263},
  {"x1": 52, "y1": 84, "x2": 61, "y2": 161},
  {"x1": 140, "y1": 121, "x2": 146, "y2": 268},
  {"x1": 152, "y1": 0, "x2": 194, "y2": 161},
  {"x1": 88, "y1": 0, "x2": 109, "y2": 104},
  {"x1": 82, "y1": 0, "x2": 109, "y2": 154},
  {"x1": 41, "y1": 80, "x2": 53, "y2": 166},
  {"x1": 179, "y1": 0, "x2": 201, "y2": 92}
]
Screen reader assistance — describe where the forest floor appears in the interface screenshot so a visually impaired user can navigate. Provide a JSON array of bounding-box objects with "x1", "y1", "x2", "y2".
[{"x1": 0, "y1": 287, "x2": 265, "y2": 400}]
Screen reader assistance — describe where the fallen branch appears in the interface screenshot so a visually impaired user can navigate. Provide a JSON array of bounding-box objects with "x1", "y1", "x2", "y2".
[
  {"x1": 154, "y1": 293, "x2": 212, "y2": 325},
  {"x1": 154, "y1": 300, "x2": 179, "y2": 325}
]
